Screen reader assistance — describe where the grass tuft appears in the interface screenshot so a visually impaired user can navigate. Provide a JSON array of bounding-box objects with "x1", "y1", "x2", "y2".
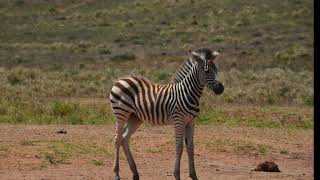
[
  {"x1": 111, "y1": 53, "x2": 136, "y2": 62},
  {"x1": 91, "y1": 159, "x2": 105, "y2": 166},
  {"x1": 7, "y1": 73, "x2": 23, "y2": 85},
  {"x1": 52, "y1": 102, "x2": 79, "y2": 117}
]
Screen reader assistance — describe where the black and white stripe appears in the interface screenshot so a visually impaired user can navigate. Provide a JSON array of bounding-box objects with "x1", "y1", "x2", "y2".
[
  {"x1": 171, "y1": 48, "x2": 224, "y2": 94},
  {"x1": 110, "y1": 48, "x2": 224, "y2": 180}
]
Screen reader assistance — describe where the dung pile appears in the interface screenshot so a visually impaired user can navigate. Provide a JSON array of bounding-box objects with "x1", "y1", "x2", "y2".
[{"x1": 254, "y1": 161, "x2": 281, "y2": 172}]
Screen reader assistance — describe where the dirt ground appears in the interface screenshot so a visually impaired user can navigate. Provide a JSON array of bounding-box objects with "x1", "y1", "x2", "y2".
[{"x1": 0, "y1": 125, "x2": 313, "y2": 180}]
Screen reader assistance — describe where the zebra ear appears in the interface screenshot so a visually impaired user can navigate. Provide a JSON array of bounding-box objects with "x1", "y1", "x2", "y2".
[
  {"x1": 209, "y1": 49, "x2": 221, "y2": 64},
  {"x1": 212, "y1": 50, "x2": 221, "y2": 57},
  {"x1": 187, "y1": 49, "x2": 202, "y2": 63}
]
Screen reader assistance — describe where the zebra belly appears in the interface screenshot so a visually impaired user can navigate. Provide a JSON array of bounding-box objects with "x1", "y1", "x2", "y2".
[
  {"x1": 132, "y1": 101, "x2": 174, "y2": 125},
  {"x1": 110, "y1": 94, "x2": 174, "y2": 125}
]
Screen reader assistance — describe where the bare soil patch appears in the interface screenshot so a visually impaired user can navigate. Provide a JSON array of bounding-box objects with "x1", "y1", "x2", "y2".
[{"x1": 0, "y1": 125, "x2": 313, "y2": 180}]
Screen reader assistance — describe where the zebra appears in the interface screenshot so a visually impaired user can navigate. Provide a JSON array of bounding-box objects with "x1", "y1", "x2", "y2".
[{"x1": 109, "y1": 48, "x2": 224, "y2": 180}]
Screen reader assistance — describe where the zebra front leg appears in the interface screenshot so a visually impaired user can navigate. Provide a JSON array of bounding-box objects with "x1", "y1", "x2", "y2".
[
  {"x1": 185, "y1": 121, "x2": 198, "y2": 180},
  {"x1": 114, "y1": 121, "x2": 125, "y2": 180},
  {"x1": 173, "y1": 119, "x2": 186, "y2": 180},
  {"x1": 122, "y1": 115, "x2": 142, "y2": 180}
]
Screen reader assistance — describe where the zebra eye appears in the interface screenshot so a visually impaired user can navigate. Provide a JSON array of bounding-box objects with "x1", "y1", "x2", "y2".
[{"x1": 208, "y1": 59, "x2": 215, "y2": 65}]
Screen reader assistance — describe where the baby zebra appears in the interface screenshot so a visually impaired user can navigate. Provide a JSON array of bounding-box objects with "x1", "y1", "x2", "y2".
[{"x1": 109, "y1": 48, "x2": 224, "y2": 180}]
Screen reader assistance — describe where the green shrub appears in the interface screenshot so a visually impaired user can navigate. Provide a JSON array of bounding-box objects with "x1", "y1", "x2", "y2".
[
  {"x1": 303, "y1": 95, "x2": 314, "y2": 106},
  {"x1": 7, "y1": 73, "x2": 22, "y2": 85},
  {"x1": 52, "y1": 102, "x2": 79, "y2": 117},
  {"x1": 26, "y1": 71, "x2": 36, "y2": 80},
  {"x1": 13, "y1": 0, "x2": 24, "y2": 6},
  {"x1": 0, "y1": 107, "x2": 7, "y2": 115},
  {"x1": 79, "y1": 64, "x2": 85, "y2": 69},
  {"x1": 97, "y1": 48, "x2": 111, "y2": 55},
  {"x1": 110, "y1": 53, "x2": 136, "y2": 62},
  {"x1": 274, "y1": 46, "x2": 310, "y2": 66},
  {"x1": 48, "y1": 7, "x2": 57, "y2": 13},
  {"x1": 49, "y1": 64, "x2": 64, "y2": 71}
]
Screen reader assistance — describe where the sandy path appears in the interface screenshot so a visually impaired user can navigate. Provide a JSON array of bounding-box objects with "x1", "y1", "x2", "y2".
[{"x1": 0, "y1": 125, "x2": 313, "y2": 180}]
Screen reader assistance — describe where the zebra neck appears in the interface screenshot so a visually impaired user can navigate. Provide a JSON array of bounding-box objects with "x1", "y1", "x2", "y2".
[
  {"x1": 177, "y1": 65, "x2": 205, "y2": 106},
  {"x1": 170, "y1": 58, "x2": 195, "y2": 84}
]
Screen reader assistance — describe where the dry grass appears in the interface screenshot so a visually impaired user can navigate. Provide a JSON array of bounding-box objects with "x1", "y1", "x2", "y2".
[{"x1": 0, "y1": 0, "x2": 313, "y2": 129}]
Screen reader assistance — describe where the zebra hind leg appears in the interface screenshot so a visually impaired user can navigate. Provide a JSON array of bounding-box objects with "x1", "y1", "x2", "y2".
[
  {"x1": 122, "y1": 114, "x2": 142, "y2": 180},
  {"x1": 113, "y1": 118, "x2": 126, "y2": 180}
]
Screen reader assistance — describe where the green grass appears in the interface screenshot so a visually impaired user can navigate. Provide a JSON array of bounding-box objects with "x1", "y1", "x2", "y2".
[
  {"x1": 0, "y1": 144, "x2": 10, "y2": 152},
  {"x1": 198, "y1": 106, "x2": 313, "y2": 129},
  {"x1": 204, "y1": 138, "x2": 272, "y2": 156},
  {"x1": 0, "y1": 144, "x2": 10, "y2": 158},
  {"x1": 234, "y1": 142, "x2": 270, "y2": 156},
  {"x1": 40, "y1": 140, "x2": 111, "y2": 166},
  {"x1": 20, "y1": 139, "x2": 37, "y2": 146},
  {"x1": 0, "y1": 0, "x2": 313, "y2": 69},
  {"x1": 0, "y1": 98, "x2": 115, "y2": 125},
  {"x1": 91, "y1": 159, "x2": 105, "y2": 166},
  {"x1": 0, "y1": 0, "x2": 313, "y2": 127},
  {"x1": 43, "y1": 151, "x2": 70, "y2": 165}
]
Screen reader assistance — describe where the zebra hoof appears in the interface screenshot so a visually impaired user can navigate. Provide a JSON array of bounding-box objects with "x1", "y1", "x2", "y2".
[
  {"x1": 190, "y1": 173, "x2": 198, "y2": 180},
  {"x1": 190, "y1": 176, "x2": 198, "y2": 180},
  {"x1": 174, "y1": 172, "x2": 181, "y2": 180},
  {"x1": 114, "y1": 175, "x2": 120, "y2": 180},
  {"x1": 133, "y1": 174, "x2": 139, "y2": 180}
]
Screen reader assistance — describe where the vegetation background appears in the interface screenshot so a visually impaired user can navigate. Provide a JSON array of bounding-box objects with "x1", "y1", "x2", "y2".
[
  {"x1": 0, "y1": 0, "x2": 313, "y2": 128},
  {"x1": 0, "y1": 1, "x2": 314, "y2": 179}
]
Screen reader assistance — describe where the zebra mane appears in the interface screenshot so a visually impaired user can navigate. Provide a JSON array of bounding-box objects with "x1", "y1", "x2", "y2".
[{"x1": 169, "y1": 58, "x2": 196, "y2": 84}]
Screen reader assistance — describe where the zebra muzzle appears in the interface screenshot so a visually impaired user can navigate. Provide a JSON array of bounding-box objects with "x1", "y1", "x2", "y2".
[{"x1": 212, "y1": 81, "x2": 224, "y2": 95}]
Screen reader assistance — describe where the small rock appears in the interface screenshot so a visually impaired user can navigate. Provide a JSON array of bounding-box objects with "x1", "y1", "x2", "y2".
[{"x1": 56, "y1": 129, "x2": 67, "y2": 134}]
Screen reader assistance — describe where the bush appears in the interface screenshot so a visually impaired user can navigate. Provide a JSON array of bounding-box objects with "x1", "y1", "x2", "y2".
[
  {"x1": 110, "y1": 53, "x2": 136, "y2": 62},
  {"x1": 79, "y1": 64, "x2": 85, "y2": 69},
  {"x1": 49, "y1": 64, "x2": 64, "y2": 71},
  {"x1": 52, "y1": 102, "x2": 79, "y2": 117},
  {"x1": 7, "y1": 73, "x2": 22, "y2": 85},
  {"x1": 0, "y1": 106, "x2": 7, "y2": 115},
  {"x1": 273, "y1": 46, "x2": 310, "y2": 67},
  {"x1": 97, "y1": 48, "x2": 111, "y2": 55},
  {"x1": 13, "y1": 0, "x2": 24, "y2": 6},
  {"x1": 303, "y1": 95, "x2": 314, "y2": 106},
  {"x1": 26, "y1": 71, "x2": 36, "y2": 80}
]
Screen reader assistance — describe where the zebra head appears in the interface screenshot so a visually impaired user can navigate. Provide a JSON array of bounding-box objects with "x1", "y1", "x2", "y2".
[{"x1": 188, "y1": 48, "x2": 224, "y2": 95}]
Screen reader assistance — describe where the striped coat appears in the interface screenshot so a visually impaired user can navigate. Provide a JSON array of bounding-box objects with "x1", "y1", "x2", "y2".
[{"x1": 110, "y1": 48, "x2": 224, "y2": 180}]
